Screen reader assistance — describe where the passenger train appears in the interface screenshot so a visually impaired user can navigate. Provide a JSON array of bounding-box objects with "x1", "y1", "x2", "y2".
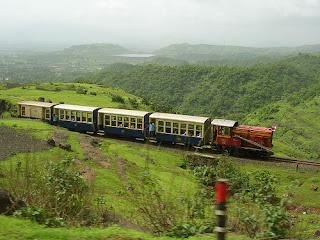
[{"x1": 17, "y1": 101, "x2": 276, "y2": 156}]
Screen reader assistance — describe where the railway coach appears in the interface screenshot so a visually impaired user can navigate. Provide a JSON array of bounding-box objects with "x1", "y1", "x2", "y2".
[
  {"x1": 18, "y1": 101, "x2": 58, "y2": 123},
  {"x1": 97, "y1": 108, "x2": 151, "y2": 139},
  {"x1": 53, "y1": 104, "x2": 101, "y2": 132},
  {"x1": 149, "y1": 112, "x2": 211, "y2": 146}
]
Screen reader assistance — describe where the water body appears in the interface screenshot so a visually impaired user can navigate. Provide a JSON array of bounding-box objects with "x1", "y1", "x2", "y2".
[{"x1": 114, "y1": 54, "x2": 154, "y2": 58}]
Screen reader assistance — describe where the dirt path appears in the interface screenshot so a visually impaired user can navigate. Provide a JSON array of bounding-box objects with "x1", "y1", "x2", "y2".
[{"x1": 77, "y1": 134, "x2": 138, "y2": 184}]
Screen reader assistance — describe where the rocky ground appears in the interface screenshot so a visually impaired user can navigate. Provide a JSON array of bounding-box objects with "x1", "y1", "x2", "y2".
[{"x1": 0, "y1": 126, "x2": 52, "y2": 161}]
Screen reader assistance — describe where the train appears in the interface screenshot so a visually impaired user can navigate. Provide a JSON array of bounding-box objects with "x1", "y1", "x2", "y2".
[{"x1": 17, "y1": 101, "x2": 276, "y2": 156}]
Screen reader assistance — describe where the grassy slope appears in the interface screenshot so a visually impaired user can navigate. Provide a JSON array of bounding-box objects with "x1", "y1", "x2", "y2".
[
  {"x1": 245, "y1": 96, "x2": 320, "y2": 160},
  {"x1": 2, "y1": 118, "x2": 319, "y2": 239},
  {"x1": 0, "y1": 82, "x2": 152, "y2": 111}
]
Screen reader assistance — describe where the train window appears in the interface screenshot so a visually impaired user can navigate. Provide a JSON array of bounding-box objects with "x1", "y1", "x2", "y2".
[
  {"x1": 124, "y1": 117, "x2": 129, "y2": 128},
  {"x1": 71, "y1": 111, "x2": 76, "y2": 121},
  {"x1": 137, "y1": 118, "x2": 143, "y2": 129},
  {"x1": 105, "y1": 115, "x2": 110, "y2": 126},
  {"x1": 158, "y1": 120, "x2": 164, "y2": 132},
  {"x1": 87, "y1": 113, "x2": 92, "y2": 123},
  {"x1": 196, "y1": 125, "x2": 202, "y2": 138},
  {"x1": 220, "y1": 127, "x2": 230, "y2": 136},
  {"x1": 173, "y1": 123, "x2": 179, "y2": 134},
  {"x1": 118, "y1": 116, "x2": 123, "y2": 127},
  {"x1": 21, "y1": 106, "x2": 26, "y2": 115},
  {"x1": 165, "y1": 122, "x2": 172, "y2": 134},
  {"x1": 76, "y1": 112, "x2": 81, "y2": 121},
  {"x1": 45, "y1": 108, "x2": 50, "y2": 119},
  {"x1": 188, "y1": 124, "x2": 194, "y2": 137},
  {"x1": 130, "y1": 118, "x2": 136, "y2": 129},
  {"x1": 82, "y1": 112, "x2": 86, "y2": 122},
  {"x1": 111, "y1": 116, "x2": 116, "y2": 126},
  {"x1": 60, "y1": 110, "x2": 65, "y2": 120},
  {"x1": 180, "y1": 123, "x2": 186, "y2": 135},
  {"x1": 66, "y1": 111, "x2": 70, "y2": 120}
]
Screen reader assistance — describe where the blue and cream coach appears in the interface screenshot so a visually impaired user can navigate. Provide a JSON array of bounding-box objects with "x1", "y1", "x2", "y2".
[
  {"x1": 53, "y1": 104, "x2": 101, "y2": 132},
  {"x1": 149, "y1": 113, "x2": 211, "y2": 146},
  {"x1": 97, "y1": 108, "x2": 151, "y2": 138}
]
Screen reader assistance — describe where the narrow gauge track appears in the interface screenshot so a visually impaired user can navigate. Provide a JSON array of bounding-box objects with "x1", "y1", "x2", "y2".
[{"x1": 269, "y1": 156, "x2": 320, "y2": 167}]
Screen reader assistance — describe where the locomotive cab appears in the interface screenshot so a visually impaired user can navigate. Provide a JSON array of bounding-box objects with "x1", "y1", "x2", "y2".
[{"x1": 211, "y1": 119, "x2": 238, "y2": 151}]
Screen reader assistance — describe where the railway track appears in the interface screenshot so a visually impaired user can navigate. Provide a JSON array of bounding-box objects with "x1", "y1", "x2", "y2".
[{"x1": 269, "y1": 156, "x2": 320, "y2": 167}]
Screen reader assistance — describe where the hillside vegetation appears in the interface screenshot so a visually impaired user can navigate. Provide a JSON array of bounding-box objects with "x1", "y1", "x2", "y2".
[{"x1": 85, "y1": 53, "x2": 320, "y2": 160}]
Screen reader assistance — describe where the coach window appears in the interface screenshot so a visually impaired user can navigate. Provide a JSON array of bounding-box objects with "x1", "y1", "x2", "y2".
[
  {"x1": 71, "y1": 111, "x2": 76, "y2": 121},
  {"x1": 66, "y1": 110, "x2": 70, "y2": 120},
  {"x1": 117, "y1": 116, "x2": 123, "y2": 127},
  {"x1": 87, "y1": 113, "x2": 92, "y2": 123},
  {"x1": 188, "y1": 124, "x2": 195, "y2": 137},
  {"x1": 45, "y1": 108, "x2": 50, "y2": 119},
  {"x1": 105, "y1": 115, "x2": 110, "y2": 126},
  {"x1": 137, "y1": 118, "x2": 143, "y2": 129},
  {"x1": 111, "y1": 116, "x2": 116, "y2": 126},
  {"x1": 173, "y1": 123, "x2": 179, "y2": 134},
  {"x1": 124, "y1": 117, "x2": 129, "y2": 128},
  {"x1": 82, "y1": 112, "x2": 86, "y2": 122},
  {"x1": 158, "y1": 120, "x2": 164, "y2": 132},
  {"x1": 21, "y1": 106, "x2": 26, "y2": 115},
  {"x1": 180, "y1": 123, "x2": 186, "y2": 135},
  {"x1": 130, "y1": 118, "x2": 136, "y2": 128},
  {"x1": 165, "y1": 122, "x2": 172, "y2": 133},
  {"x1": 60, "y1": 110, "x2": 65, "y2": 120},
  {"x1": 76, "y1": 112, "x2": 81, "y2": 121},
  {"x1": 196, "y1": 125, "x2": 202, "y2": 138}
]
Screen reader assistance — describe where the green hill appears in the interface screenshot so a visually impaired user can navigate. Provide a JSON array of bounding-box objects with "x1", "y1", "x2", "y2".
[{"x1": 85, "y1": 53, "x2": 320, "y2": 160}]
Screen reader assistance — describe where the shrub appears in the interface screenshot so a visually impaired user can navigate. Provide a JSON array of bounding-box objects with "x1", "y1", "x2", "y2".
[
  {"x1": 110, "y1": 93, "x2": 125, "y2": 103},
  {"x1": 14, "y1": 205, "x2": 66, "y2": 227},
  {"x1": 76, "y1": 86, "x2": 88, "y2": 94},
  {"x1": 4, "y1": 156, "x2": 98, "y2": 226},
  {"x1": 128, "y1": 98, "x2": 139, "y2": 108},
  {"x1": 128, "y1": 170, "x2": 214, "y2": 237},
  {"x1": 193, "y1": 159, "x2": 249, "y2": 195}
]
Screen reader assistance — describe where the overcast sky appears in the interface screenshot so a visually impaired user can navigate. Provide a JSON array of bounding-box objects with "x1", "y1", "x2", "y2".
[{"x1": 1, "y1": 0, "x2": 320, "y2": 49}]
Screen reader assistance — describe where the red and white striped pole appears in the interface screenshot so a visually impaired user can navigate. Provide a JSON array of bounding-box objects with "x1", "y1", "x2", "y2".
[{"x1": 215, "y1": 178, "x2": 229, "y2": 240}]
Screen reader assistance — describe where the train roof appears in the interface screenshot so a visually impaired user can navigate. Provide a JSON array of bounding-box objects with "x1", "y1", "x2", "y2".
[
  {"x1": 98, "y1": 108, "x2": 151, "y2": 117},
  {"x1": 150, "y1": 112, "x2": 210, "y2": 123},
  {"x1": 18, "y1": 101, "x2": 57, "y2": 107},
  {"x1": 54, "y1": 104, "x2": 100, "y2": 112},
  {"x1": 234, "y1": 125, "x2": 273, "y2": 134},
  {"x1": 211, "y1": 119, "x2": 238, "y2": 128}
]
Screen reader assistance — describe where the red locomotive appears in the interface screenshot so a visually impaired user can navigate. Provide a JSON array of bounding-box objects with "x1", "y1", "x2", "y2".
[{"x1": 211, "y1": 119, "x2": 275, "y2": 156}]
